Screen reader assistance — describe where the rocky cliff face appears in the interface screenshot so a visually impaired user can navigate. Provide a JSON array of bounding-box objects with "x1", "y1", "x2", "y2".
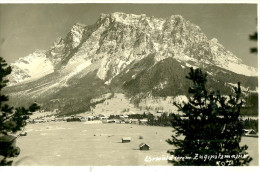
[{"x1": 4, "y1": 12, "x2": 258, "y2": 115}]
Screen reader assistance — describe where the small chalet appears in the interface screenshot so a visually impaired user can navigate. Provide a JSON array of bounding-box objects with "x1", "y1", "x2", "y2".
[
  {"x1": 131, "y1": 119, "x2": 139, "y2": 124},
  {"x1": 139, "y1": 143, "x2": 150, "y2": 151},
  {"x1": 20, "y1": 132, "x2": 27, "y2": 136},
  {"x1": 107, "y1": 119, "x2": 116, "y2": 123},
  {"x1": 121, "y1": 137, "x2": 131, "y2": 143},
  {"x1": 119, "y1": 115, "x2": 129, "y2": 119},
  {"x1": 139, "y1": 119, "x2": 148, "y2": 125},
  {"x1": 100, "y1": 117, "x2": 108, "y2": 120},
  {"x1": 87, "y1": 116, "x2": 94, "y2": 121},
  {"x1": 98, "y1": 114, "x2": 105, "y2": 119},
  {"x1": 243, "y1": 129, "x2": 258, "y2": 137}
]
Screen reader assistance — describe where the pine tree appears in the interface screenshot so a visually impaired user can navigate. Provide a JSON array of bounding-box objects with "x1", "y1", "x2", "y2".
[
  {"x1": 0, "y1": 57, "x2": 40, "y2": 166},
  {"x1": 167, "y1": 67, "x2": 252, "y2": 166}
]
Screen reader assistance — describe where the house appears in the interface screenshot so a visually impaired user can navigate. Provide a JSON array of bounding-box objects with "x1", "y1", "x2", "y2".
[
  {"x1": 139, "y1": 119, "x2": 148, "y2": 125},
  {"x1": 66, "y1": 117, "x2": 81, "y2": 122},
  {"x1": 33, "y1": 119, "x2": 45, "y2": 123},
  {"x1": 77, "y1": 116, "x2": 86, "y2": 121},
  {"x1": 121, "y1": 137, "x2": 131, "y2": 143},
  {"x1": 87, "y1": 116, "x2": 95, "y2": 121},
  {"x1": 20, "y1": 132, "x2": 27, "y2": 136},
  {"x1": 139, "y1": 143, "x2": 150, "y2": 151},
  {"x1": 124, "y1": 119, "x2": 131, "y2": 124},
  {"x1": 55, "y1": 118, "x2": 63, "y2": 122},
  {"x1": 98, "y1": 114, "x2": 105, "y2": 118},
  {"x1": 63, "y1": 117, "x2": 70, "y2": 121},
  {"x1": 120, "y1": 115, "x2": 129, "y2": 119},
  {"x1": 107, "y1": 120, "x2": 116, "y2": 123},
  {"x1": 243, "y1": 129, "x2": 258, "y2": 137},
  {"x1": 100, "y1": 117, "x2": 108, "y2": 120},
  {"x1": 131, "y1": 119, "x2": 139, "y2": 124}
]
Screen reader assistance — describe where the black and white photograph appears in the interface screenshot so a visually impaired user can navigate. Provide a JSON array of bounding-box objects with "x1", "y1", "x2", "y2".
[{"x1": 0, "y1": 0, "x2": 259, "y2": 168}]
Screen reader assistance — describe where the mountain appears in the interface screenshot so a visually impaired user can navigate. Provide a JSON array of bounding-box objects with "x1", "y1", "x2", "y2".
[{"x1": 3, "y1": 12, "x2": 258, "y2": 116}]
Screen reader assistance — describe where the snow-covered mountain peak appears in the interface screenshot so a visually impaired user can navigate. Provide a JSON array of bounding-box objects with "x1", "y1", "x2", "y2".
[
  {"x1": 98, "y1": 12, "x2": 164, "y2": 30},
  {"x1": 8, "y1": 50, "x2": 54, "y2": 85},
  {"x1": 52, "y1": 37, "x2": 64, "y2": 47},
  {"x1": 7, "y1": 12, "x2": 258, "y2": 87},
  {"x1": 66, "y1": 23, "x2": 86, "y2": 48},
  {"x1": 31, "y1": 49, "x2": 46, "y2": 55},
  {"x1": 169, "y1": 14, "x2": 185, "y2": 20},
  {"x1": 4, "y1": 12, "x2": 258, "y2": 116},
  {"x1": 100, "y1": 12, "x2": 145, "y2": 25},
  {"x1": 210, "y1": 38, "x2": 219, "y2": 44},
  {"x1": 110, "y1": 12, "x2": 145, "y2": 20}
]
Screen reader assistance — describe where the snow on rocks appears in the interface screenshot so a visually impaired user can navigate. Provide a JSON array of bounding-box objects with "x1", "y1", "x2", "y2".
[{"x1": 8, "y1": 50, "x2": 54, "y2": 85}]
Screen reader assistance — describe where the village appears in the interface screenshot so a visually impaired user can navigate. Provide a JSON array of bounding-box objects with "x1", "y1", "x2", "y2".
[
  {"x1": 27, "y1": 113, "x2": 151, "y2": 124},
  {"x1": 12, "y1": 115, "x2": 259, "y2": 165},
  {"x1": 6, "y1": 109, "x2": 258, "y2": 165},
  {"x1": 27, "y1": 111, "x2": 258, "y2": 138}
]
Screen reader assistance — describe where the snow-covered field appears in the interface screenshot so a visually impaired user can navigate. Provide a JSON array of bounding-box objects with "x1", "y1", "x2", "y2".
[{"x1": 12, "y1": 122, "x2": 258, "y2": 166}]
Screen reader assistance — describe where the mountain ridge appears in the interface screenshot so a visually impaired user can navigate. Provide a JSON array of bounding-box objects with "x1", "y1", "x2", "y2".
[{"x1": 3, "y1": 12, "x2": 258, "y2": 116}]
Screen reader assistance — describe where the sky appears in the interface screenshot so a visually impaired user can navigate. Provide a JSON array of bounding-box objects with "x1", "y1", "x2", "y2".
[{"x1": 0, "y1": 3, "x2": 258, "y2": 67}]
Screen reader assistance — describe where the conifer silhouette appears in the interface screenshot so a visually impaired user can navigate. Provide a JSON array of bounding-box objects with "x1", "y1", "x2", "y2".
[
  {"x1": 167, "y1": 67, "x2": 252, "y2": 166},
  {"x1": 0, "y1": 57, "x2": 40, "y2": 166}
]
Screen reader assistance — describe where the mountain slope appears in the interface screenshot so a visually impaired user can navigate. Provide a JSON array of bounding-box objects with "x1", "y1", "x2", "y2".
[{"x1": 3, "y1": 12, "x2": 258, "y2": 115}]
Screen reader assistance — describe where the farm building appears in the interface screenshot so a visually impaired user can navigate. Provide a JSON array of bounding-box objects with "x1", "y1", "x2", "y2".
[
  {"x1": 139, "y1": 143, "x2": 150, "y2": 150},
  {"x1": 121, "y1": 137, "x2": 131, "y2": 143},
  {"x1": 100, "y1": 117, "x2": 108, "y2": 120},
  {"x1": 98, "y1": 114, "x2": 105, "y2": 119},
  {"x1": 124, "y1": 119, "x2": 131, "y2": 124},
  {"x1": 20, "y1": 132, "x2": 27, "y2": 136},
  {"x1": 120, "y1": 115, "x2": 129, "y2": 119},
  {"x1": 243, "y1": 129, "x2": 258, "y2": 137},
  {"x1": 106, "y1": 120, "x2": 115, "y2": 123},
  {"x1": 131, "y1": 119, "x2": 139, "y2": 124},
  {"x1": 139, "y1": 119, "x2": 148, "y2": 125},
  {"x1": 87, "y1": 116, "x2": 95, "y2": 121}
]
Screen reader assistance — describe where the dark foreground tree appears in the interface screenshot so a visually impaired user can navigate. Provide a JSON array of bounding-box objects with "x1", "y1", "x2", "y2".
[
  {"x1": 0, "y1": 57, "x2": 40, "y2": 166},
  {"x1": 167, "y1": 68, "x2": 252, "y2": 166}
]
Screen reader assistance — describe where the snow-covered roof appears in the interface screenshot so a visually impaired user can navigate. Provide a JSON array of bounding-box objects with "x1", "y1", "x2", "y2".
[{"x1": 139, "y1": 143, "x2": 150, "y2": 148}]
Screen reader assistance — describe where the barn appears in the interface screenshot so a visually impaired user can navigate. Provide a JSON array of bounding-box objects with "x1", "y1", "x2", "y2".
[
  {"x1": 139, "y1": 119, "x2": 148, "y2": 125},
  {"x1": 121, "y1": 137, "x2": 131, "y2": 143},
  {"x1": 243, "y1": 129, "x2": 258, "y2": 137},
  {"x1": 20, "y1": 132, "x2": 27, "y2": 136},
  {"x1": 139, "y1": 143, "x2": 150, "y2": 150},
  {"x1": 131, "y1": 119, "x2": 139, "y2": 124}
]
